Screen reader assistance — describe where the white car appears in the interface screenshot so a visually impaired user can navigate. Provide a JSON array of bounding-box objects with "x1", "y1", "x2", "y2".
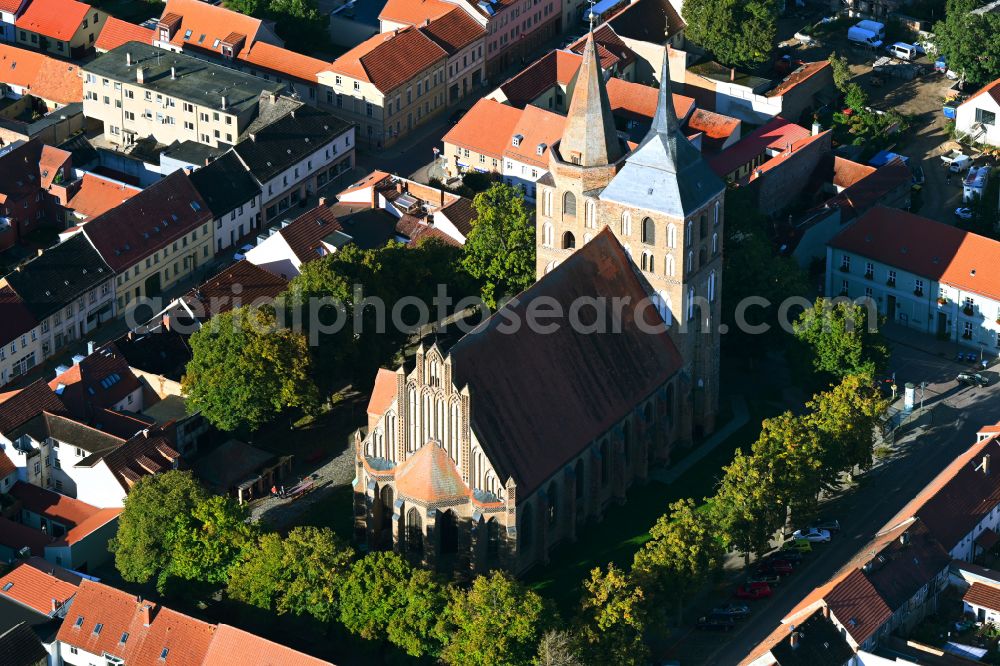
[
  {"x1": 955, "y1": 207, "x2": 974, "y2": 221},
  {"x1": 792, "y1": 528, "x2": 831, "y2": 543},
  {"x1": 233, "y1": 244, "x2": 254, "y2": 261}
]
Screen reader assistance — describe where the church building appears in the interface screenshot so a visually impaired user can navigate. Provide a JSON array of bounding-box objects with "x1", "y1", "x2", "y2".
[
  {"x1": 536, "y1": 32, "x2": 726, "y2": 438},
  {"x1": 354, "y1": 230, "x2": 685, "y2": 576}
]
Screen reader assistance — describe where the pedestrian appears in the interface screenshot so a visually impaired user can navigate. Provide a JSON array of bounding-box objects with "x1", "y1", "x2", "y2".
[
  {"x1": 280, "y1": 485, "x2": 286, "y2": 498},
  {"x1": 271, "y1": 484, "x2": 278, "y2": 497}
]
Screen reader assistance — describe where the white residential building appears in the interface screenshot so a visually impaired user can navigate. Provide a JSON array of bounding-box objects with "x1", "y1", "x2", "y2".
[
  {"x1": 956, "y1": 77, "x2": 1000, "y2": 146},
  {"x1": 188, "y1": 152, "x2": 262, "y2": 253}
]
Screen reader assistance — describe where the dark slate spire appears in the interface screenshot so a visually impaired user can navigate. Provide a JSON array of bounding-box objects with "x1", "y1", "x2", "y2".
[{"x1": 557, "y1": 31, "x2": 623, "y2": 168}]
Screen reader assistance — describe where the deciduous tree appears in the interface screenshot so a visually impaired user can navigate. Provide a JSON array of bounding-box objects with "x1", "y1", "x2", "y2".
[
  {"x1": 462, "y1": 183, "x2": 536, "y2": 309},
  {"x1": 535, "y1": 630, "x2": 583, "y2": 666},
  {"x1": 712, "y1": 449, "x2": 783, "y2": 565},
  {"x1": 934, "y1": 0, "x2": 1000, "y2": 85},
  {"x1": 683, "y1": 0, "x2": 779, "y2": 68},
  {"x1": 806, "y1": 374, "x2": 889, "y2": 484},
  {"x1": 577, "y1": 564, "x2": 648, "y2": 666},
  {"x1": 163, "y1": 495, "x2": 256, "y2": 591},
  {"x1": 793, "y1": 298, "x2": 888, "y2": 381},
  {"x1": 440, "y1": 571, "x2": 548, "y2": 666},
  {"x1": 828, "y1": 52, "x2": 852, "y2": 91},
  {"x1": 109, "y1": 471, "x2": 207, "y2": 586},
  {"x1": 632, "y1": 498, "x2": 723, "y2": 623},
  {"x1": 183, "y1": 306, "x2": 320, "y2": 432}
]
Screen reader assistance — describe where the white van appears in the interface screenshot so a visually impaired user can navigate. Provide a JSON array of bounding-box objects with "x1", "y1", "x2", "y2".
[
  {"x1": 847, "y1": 26, "x2": 883, "y2": 48},
  {"x1": 855, "y1": 19, "x2": 885, "y2": 39},
  {"x1": 888, "y1": 42, "x2": 918, "y2": 60}
]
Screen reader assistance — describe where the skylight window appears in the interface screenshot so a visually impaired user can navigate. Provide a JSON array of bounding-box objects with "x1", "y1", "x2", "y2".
[
  {"x1": 183, "y1": 29, "x2": 191, "y2": 39},
  {"x1": 198, "y1": 34, "x2": 205, "y2": 44},
  {"x1": 190, "y1": 201, "x2": 201, "y2": 212},
  {"x1": 2, "y1": 582, "x2": 12, "y2": 592},
  {"x1": 212, "y1": 39, "x2": 220, "y2": 48},
  {"x1": 74, "y1": 616, "x2": 84, "y2": 628},
  {"x1": 120, "y1": 632, "x2": 129, "y2": 644},
  {"x1": 94, "y1": 623, "x2": 103, "y2": 635},
  {"x1": 160, "y1": 648, "x2": 169, "y2": 660}
]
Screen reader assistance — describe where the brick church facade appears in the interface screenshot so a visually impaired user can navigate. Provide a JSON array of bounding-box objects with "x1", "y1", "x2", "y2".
[
  {"x1": 536, "y1": 33, "x2": 725, "y2": 438},
  {"x1": 353, "y1": 32, "x2": 724, "y2": 578}
]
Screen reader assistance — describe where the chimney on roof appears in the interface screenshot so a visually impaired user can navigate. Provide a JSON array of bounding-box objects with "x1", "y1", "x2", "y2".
[
  {"x1": 126, "y1": 52, "x2": 132, "y2": 66},
  {"x1": 812, "y1": 120, "x2": 821, "y2": 136},
  {"x1": 396, "y1": 181, "x2": 405, "y2": 194},
  {"x1": 900, "y1": 531, "x2": 911, "y2": 546},
  {"x1": 790, "y1": 631, "x2": 800, "y2": 650},
  {"x1": 424, "y1": 18, "x2": 431, "y2": 25},
  {"x1": 137, "y1": 67, "x2": 147, "y2": 84},
  {"x1": 221, "y1": 95, "x2": 228, "y2": 110},
  {"x1": 822, "y1": 605, "x2": 830, "y2": 619},
  {"x1": 319, "y1": 196, "x2": 327, "y2": 207},
  {"x1": 440, "y1": 187, "x2": 444, "y2": 208},
  {"x1": 140, "y1": 604, "x2": 153, "y2": 627},
  {"x1": 984, "y1": 454, "x2": 992, "y2": 476},
  {"x1": 51, "y1": 598, "x2": 60, "y2": 613},
  {"x1": 730, "y1": 67, "x2": 736, "y2": 82},
  {"x1": 170, "y1": 66, "x2": 176, "y2": 80},
  {"x1": 87, "y1": 340, "x2": 94, "y2": 355}
]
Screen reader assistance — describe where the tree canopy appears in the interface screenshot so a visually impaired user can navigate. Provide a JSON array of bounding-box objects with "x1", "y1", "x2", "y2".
[
  {"x1": 577, "y1": 564, "x2": 648, "y2": 666},
  {"x1": 683, "y1": 0, "x2": 779, "y2": 68},
  {"x1": 163, "y1": 495, "x2": 256, "y2": 590},
  {"x1": 462, "y1": 183, "x2": 537, "y2": 309},
  {"x1": 934, "y1": 0, "x2": 1000, "y2": 85},
  {"x1": 793, "y1": 298, "x2": 889, "y2": 380}
]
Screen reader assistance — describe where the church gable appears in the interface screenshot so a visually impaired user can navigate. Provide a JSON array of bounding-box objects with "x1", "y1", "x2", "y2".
[{"x1": 450, "y1": 228, "x2": 683, "y2": 495}]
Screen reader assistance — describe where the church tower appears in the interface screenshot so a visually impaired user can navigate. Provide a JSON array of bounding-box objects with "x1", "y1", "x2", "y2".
[
  {"x1": 599, "y1": 50, "x2": 726, "y2": 437},
  {"x1": 535, "y1": 30, "x2": 627, "y2": 277}
]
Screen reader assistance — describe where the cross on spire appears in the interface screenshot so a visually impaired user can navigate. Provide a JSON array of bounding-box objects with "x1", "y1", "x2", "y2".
[{"x1": 588, "y1": 0, "x2": 596, "y2": 32}]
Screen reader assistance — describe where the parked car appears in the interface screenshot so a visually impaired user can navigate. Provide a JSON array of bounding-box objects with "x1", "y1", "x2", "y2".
[
  {"x1": 809, "y1": 519, "x2": 841, "y2": 533},
  {"x1": 957, "y1": 371, "x2": 989, "y2": 387},
  {"x1": 756, "y1": 559, "x2": 793, "y2": 576},
  {"x1": 233, "y1": 243, "x2": 254, "y2": 261},
  {"x1": 782, "y1": 537, "x2": 813, "y2": 552},
  {"x1": 766, "y1": 550, "x2": 803, "y2": 563},
  {"x1": 911, "y1": 165, "x2": 925, "y2": 185},
  {"x1": 711, "y1": 603, "x2": 751, "y2": 619},
  {"x1": 791, "y1": 528, "x2": 831, "y2": 543},
  {"x1": 735, "y1": 582, "x2": 773, "y2": 600},
  {"x1": 697, "y1": 615, "x2": 737, "y2": 631},
  {"x1": 747, "y1": 574, "x2": 781, "y2": 587}
]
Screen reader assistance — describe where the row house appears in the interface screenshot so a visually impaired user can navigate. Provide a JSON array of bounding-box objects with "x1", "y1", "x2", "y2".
[
  {"x1": 1, "y1": 233, "x2": 115, "y2": 382},
  {"x1": 244, "y1": 202, "x2": 352, "y2": 280},
  {"x1": 825, "y1": 206, "x2": 1000, "y2": 352},
  {"x1": 0, "y1": 0, "x2": 28, "y2": 43},
  {"x1": 0, "y1": 558, "x2": 80, "y2": 665},
  {"x1": 82, "y1": 42, "x2": 284, "y2": 150},
  {"x1": 379, "y1": 0, "x2": 560, "y2": 80},
  {"x1": 418, "y1": 8, "x2": 487, "y2": 105},
  {"x1": 231, "y1": 100, "x2": 355, "y2": 224},
  {"x1": 319, "y1": 27, "x2": 448, "y2": 148},
  {"x1": 0, "y1": 139, "x2": 73, "y2": 251},
  {"x1": 15, "y1": 0, "x2": 107, "y2": 58},
  {"x1": 188, "y1": 152, "x2": 262, "y2": 252},
  {"x1": 0, "y1": 43, "x2": 83, "y2": 109},
  {"x1": 81, "y1": 169, "x2": 214, "y2": 312}
]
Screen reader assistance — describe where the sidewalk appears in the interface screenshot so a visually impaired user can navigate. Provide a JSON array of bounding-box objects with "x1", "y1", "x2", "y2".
[
  {"x1": 649, "y1": 396, "x2": 749, "y2": 485},
  {"x1": 882, "y1": 321, "x2": 994, "y2": 364}
]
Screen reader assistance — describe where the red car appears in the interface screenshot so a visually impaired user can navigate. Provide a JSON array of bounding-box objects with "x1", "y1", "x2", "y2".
[{"x1": 735, "y1": 582, "x2": 773, "y2": 600}]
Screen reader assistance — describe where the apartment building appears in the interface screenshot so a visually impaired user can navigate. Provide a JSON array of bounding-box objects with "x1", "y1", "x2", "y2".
[
  {"x1": 826, "y1": 206, "x2": 1000, "y2": 352},
  {"x1": 232, "y1": 100, "x2": 355, "y2": 223},
  {"x1": 15, "y1": 0, "x2": 107, "y2": 58},
  {"x1": 1, "y1": 233, "x2": 116, "y2": 382},
  {"x1": 0, "y1": 140, "x2": 73, "y2": 251},
  {"x1": 81, "y1": 169, "x2": 213, "y2": 311},
  {"x1": 418, "y1": 8, "x2": 487, "y2": 104},
  {"x1": 188, "y1": 152, "x2": 262, "y2": 252},
  {"x1": 319, "y1": 27, "x2": 447, "y2": 148},
  {"x1": 82, "y1": 42, "x2": 284, "y2": 149},
  {"x1": 0, "y1": 0, "x2": 29, "y2": 43}
]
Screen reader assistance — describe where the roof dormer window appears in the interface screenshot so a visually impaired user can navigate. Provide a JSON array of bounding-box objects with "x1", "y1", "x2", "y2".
[
  {"x1": 512, "y1": 134, "x2": 523, "y2": 147},
  {"x1": 536, "y1": 143, "x2": 546, "y2": 155}
]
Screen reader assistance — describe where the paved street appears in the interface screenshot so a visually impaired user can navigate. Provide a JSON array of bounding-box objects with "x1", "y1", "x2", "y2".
[{"x1": 673, "y1": 335, "x2": 1000, "y2": 664}]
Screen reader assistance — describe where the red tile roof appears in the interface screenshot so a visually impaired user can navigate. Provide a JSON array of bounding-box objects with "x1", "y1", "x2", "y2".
[
  {"x1": 501, "y1": 104, "x2": 565, "y2": 168},
  {"x1": 158, "y1": 0, "x2": 266, "y2": 55},
  {"x1": 0, "y1": 558, "x2": 80, "y2": 615},
  {"x1": 337, "y1": 170, "x2": 392, "y2": 200},
  {"x1": 378, "y1": 0, "x2": 454, "y2": 28},
  {"x1": 962, "y1": 76, "x2": 1000, "y2": 109},
  {"x1": 395, "y1": 213, "x2": 461, "y2": 246},
  {"x1": 0, "y1": 285, "x2": 38, "y2": 348},
  {"x1": 605, "y1": 77, "x2": 694, "y2": 122},
  {"x1": 16, "y1": 0, "x2": 93, "y2": 41},
  {"x1": 203, "y1": 624, "x2": 332, "y2": 665},
  {"x1": 49, "y1": 342, "x2": 142, "y2": 420},
  {"x1": 965, "y1": 582, "x2": 1000, "y2": 612},
  {"x1": 0, "y1": 43, "x2": 44, "y2": 90},
  {"x1": 833, "y1": 156, "x2": 877, "y2": 189},
  {"x1": 0, "y1": 0, "x2": 23, "y2": 13},
  {"x1": 394, "y1": 442, "x2": 469, "y2": 502},
  {"x1": 82, "y1": 169, "x2": 211, "y2": 273},
  {"x1": 497, "y1": 49, "x2": 620, "y2": 108},
  {"x1": 95, "y1": 17, "x2": 154, "y2": 52},
  {"x1": 443, "y1": 97, "x2": 522, "y2": 159},
  {"x1": 767, "y1": 60, "x2": 831, "y2": 98},
  {"x1": 181, "y1": 259, "x2": 288, "y2": 320},
  {"x1": 66, "y1": 174, "x2": 141, "y2": 221},
  {"x1": 0, "y1": 448, "x2": 14, "y2": 478},
  {"x1": 98, "y1": 431, "x2": 179, "y2": 493},
  {"x1": 708, "y1": 116, "x2": 811, "y2": 177},
  {"x1": 237, "y1": 41, "x2": 329, "y2": 84},
  {"x1": 824, "y1": 158, "x2": 910, "y2": 222},
  {"x1": 747, "y1": 130, "x2": 831, "y2": 181},
  {"x1": 329, "y1": 26, "x2": 447, "y2": 94},
  {"x1": 277, "y1": 203, "x2": 348, "y2": 264},
  {"x1": 0, "y1": 380, "x2": 67, "y2": 434},
  {"x1": 0, "y1": 44, "x2": 81, "y2": 105},
  {"x1": 830, "y1": 206, "x2": 1000, "y2": 302},
  {"x1": 418, "y1": 7, "x2": 485, "y2": 55},
  {"x1": 568, "y1": 23, "x2": 635, "y2": 68},
  {"x1": 10, "y1": 481, "x2": 121, "y2": 545},
  {"x1": 57, "y1": 580, "x2": 216, "y2": 665},
  {"x1": 824, "y1": 567, "x2": 894, "y2": 645},
  {"x1": 367, "y1": 367, "x2": 397, "y2": 426},
  {"x1": 685, "y1": 109, "x2": 740, "y2": 151}
]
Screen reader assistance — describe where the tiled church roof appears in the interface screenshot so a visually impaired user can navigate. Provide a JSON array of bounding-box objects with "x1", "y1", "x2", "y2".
[{"x1": 394, "y1": 442, "x2": 467, "y2": 503}]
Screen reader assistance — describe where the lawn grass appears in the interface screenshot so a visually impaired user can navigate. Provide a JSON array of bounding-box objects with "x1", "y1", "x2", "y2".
[
  {"x1": 90, "y1": 0, "x2": 163, "y2": 24},
  {"x1": 524, "y1": 401, "x2": 775, "y2": 614}
]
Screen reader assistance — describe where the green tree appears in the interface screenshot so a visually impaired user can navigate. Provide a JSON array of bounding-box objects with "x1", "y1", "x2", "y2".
[
  {"x1": 228, "y1": 526, "x2": 354, "y2": 623},
  {"x1": 577, "y1": 564, "x2": 648, "y2": 666},
  {"x1": 462, "y1": 183, "x2": 536, "y2": 309},
  {"x1": 632, "y1": 498, "x2": 723, "y2": 624},
  {"x1": 793, "y1": 298, "x2": 889, "y2": 380},
  {"x1": 225, "y1": 0, "x2": 260, "y2": 14},
  {"x1": 440, "y1": 571, "x2": 548, "y2": 666},
  {"x1": 109, "y1": 471, "x2": 207, "y2": 585},
  {"x1": 806, "y1": 374, "x2": 889, "y2": 484},
  {"x1": 751, "y1": 412, "x2": 824, "y2": 527},
  {"x1": 934, "y1": 0, "x2": 1000, "y2": 85},
  {"x1": 183, "y1": 306, "x2": 320, "y2": 432},
  {"x1": 683, "y1": 0, "x2": 779, "y2": 68},
  {"x1": 712, "y1": 449, "x2": 783, "y2": 565},
  {"x1": 828, "y1": 51, "x2": 852, "y2": 91},
  {"x1": 843, "y1": 82, "x2": 869, "y2": 112},
  {"x1": 163, "y1": 495, "x2": 256, "y2": 592}
]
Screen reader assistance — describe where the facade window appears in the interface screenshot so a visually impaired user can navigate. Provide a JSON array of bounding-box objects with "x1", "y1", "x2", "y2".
[
  {"x1": 964, "y1": 321, "x2": 974, "y2": 339},
  {"x1": 562, "y1": 192, "x2": 576, "y2": 218},
  {"x1": 542, "y1": 222, "x2": 553, "y2": 247},
  {"x1": 665, "y1": 254, "x2": 675, "y2": 277},
  {"x1": 686, "y1": 220, "x2": 693, "y2": 246},
  {"x1": 865, "y1": 262, "x2": 874, "y2": 279},
  {"x1": 840, "y1": 255, "x2": 851, "y2": 272},
  {"x1": 914, "y1": 279, "x2": 924, "y2": 296},
  {"x1": 667, "y1": 223, "x2": 677, "y2": 249},
  {"x1": 714, "y1": 200, "x2": 720, "y2": 226},
  {"x1": 621, "y1": 211, "x2": 631, "y2": 236},
  {"x1": 641, "y1": 217, "x2": 655, "y2": 245},
  {"x1": 887, "y1": 270, "x2": 896, "y2": 287},
  {"x1": 976, "y1": 108, "x2": 997, "y2": 126},
  {"x1": 711, "y1": 233, "x2": 718, "y2": 255}
]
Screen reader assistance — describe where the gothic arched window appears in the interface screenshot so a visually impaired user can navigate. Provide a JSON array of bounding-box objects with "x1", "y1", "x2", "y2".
[
  {"x1": 667, "y1": 223, "x2": 677, "y2": 249},
  {"x1": 562, "y1": 231, "x2": 576, "y2": 249},
  {"x1": 709, "y1": 270, "x2": 717, "y2": 302},
  {"x1": 714, "y1": 200, "x2": 721, "y2": 226},
  {"x1": 642, "y1": 217, "x2": 655, "y2": 245},
  {"x1": 686, "y1": 220, "x2": 693, "y2": 247},
  {"x1": 562, "y1": 192, "x2": 577, "y2": 218},
  {"x1": 712, "y1": 232, "x2": 719, "y2": 256},
  {"x1": 543, "y1": 222, "x2": 554, "y2": 248},
  {"x1": 621, "y1": 211, "x2": 632, "y2": 237},
  {"x1": 665, "y1": 254, "x2": 675, "y2": 277},
  {"x1": 655, "y1": 290, "x2": 672, "y2": 325},
  {"x1": 585, "y1": 199, "x2": 597, "y2": 229}
]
